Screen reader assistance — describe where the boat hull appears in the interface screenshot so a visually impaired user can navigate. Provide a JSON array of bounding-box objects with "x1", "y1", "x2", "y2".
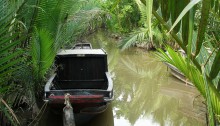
[
  {"x1": 48, "y1": 100, "x2": 109, "y2": 114},
  {"x1": 45, "y1": 92, "x2": 113, "y2": 113},
  {"x1": 165, "y1": 62, "x2": 193, "y2": 86}
]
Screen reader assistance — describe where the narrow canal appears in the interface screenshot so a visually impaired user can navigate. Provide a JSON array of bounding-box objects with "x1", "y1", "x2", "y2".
[{"x1": 39, "y1": 30, "x2": 206, "y2": 126}]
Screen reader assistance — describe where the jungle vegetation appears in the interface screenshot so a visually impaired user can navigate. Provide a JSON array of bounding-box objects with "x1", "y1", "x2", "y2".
[
  {"x1": 119, "y1": 0, "x2": 220, "y2": 125},
  {"x1": 0, "y1": 0, "x2": 105, "y2": 125},
  {"x1": 103, "y1": 0, "x2": 220, "y2": 125},
  {"x1": 1, "y1": 0, "x2": 220, "y2": 125}
]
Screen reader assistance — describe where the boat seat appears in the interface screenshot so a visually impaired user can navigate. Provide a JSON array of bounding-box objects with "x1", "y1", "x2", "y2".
[
  {"x1": 58, "y1": 79, "x2": 105, "y2": 82},
  {"x1": 54, "y1": 79, "x2": 107, "y2": 89},
  {"x1": 54, "y1": 55, "x2": 108, "y2": 90}
]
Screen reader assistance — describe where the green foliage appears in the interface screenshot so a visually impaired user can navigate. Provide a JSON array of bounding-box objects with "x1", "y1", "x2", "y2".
[
  {"x1": 144, "y1": 0, "x2": 220, "y2": 125},
  {"x1": 210, "y1": 49, "x2": 220, "y2": 79},
  {"x1": 0, "y1": 0, "x2": 25, "y2": 89},
  {"x1": 195, "y1": 0, "x2": 211, "y2": 56},
  {"x1": 153, "y1": 0, "x2": 197, "y2": 49},
  {"x1": 120, "y1": 26, "x2": 164, "y2": 50},
  {"x1": 156, "y1": 47, "x2": 220, "y2": 123},
  {"x1": 120, "y1": 0, "x2": 165, "y2": 50},
  {"x1": 30, "y1": 0, "x2": 105, "y2": 82},
  {"x1": 31, "y1": 29, "x2": 55, "y2": 82},
  {"x1": 135, "y1": 0, "x2": 153, "y2": 39},
  {"x1": 0, "y1": 0, "x2": 107, "y2": 125},
  {"x1": 168, "y1": 0, "x2": 200, "y2": 34},
  {"x1": 35, "y1": 0, "x2": 80, "y2": 50},
  {"x1": 120, "y1": 28, "x2": 148, "y2": 50},
  {"x1": 101, "y1": 0, "x2": 140, "y2": 33},
  {"x1": 0, "y1": 0, "x2": 27, "y2": 125}
]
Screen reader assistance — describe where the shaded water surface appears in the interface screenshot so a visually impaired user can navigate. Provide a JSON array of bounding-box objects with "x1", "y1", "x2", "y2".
[{"x1": 39, "y1": 31, "x2": 206, "y2": 126}]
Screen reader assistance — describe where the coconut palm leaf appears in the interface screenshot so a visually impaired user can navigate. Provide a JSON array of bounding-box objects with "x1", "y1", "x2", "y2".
[
  {"x1": 31, "y1": 29, "x2": 55, "y2": 82},
  {"x1": 30, "y1": 0, "x2": 83, "y2": 82},
  {"x1": 0, "y1": 2, "x2": 25, "y2": 83},
  {"x1": 130, "y1": 0, "x2": 220, "y2": 124},
  {"x1": 135, "y1": 0, "x2": 153, "y2": 39},
  {"x1": 168, "y1": 0, "x2": 200, "y2": 33},
  {"x1": 120, "y1": 28, "x2": 148, "y2": 50},
  {"x1": 156, "y1": 47, "x2": 220, "y2": 122},
  {"x1": 0, "y1": 0, "x2": 27, "y2": 125},
  {"x1": 120, "y1": 26, "x2": 164, "y2": 50},
  {"x1": 34, "y1": 0, "x2": 83, "y2": 50}
]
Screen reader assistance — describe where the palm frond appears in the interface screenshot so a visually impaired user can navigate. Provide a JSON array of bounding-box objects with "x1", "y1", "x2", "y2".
[
  {"x1": 135, "y1": 0, "x2": 153, "y2": 39},
  {"x1": 31, "y1": 29, "x2": 55, "y2": 81},
  {"x1": 64, "y1": 7, "x2": 108, "y2": 42},
  {"x1": 120, "y1": 28, "x2": 148, "y2": 50},
  {"x1": 156, "y1": 47, "x2": 220, "y2": 122},
  {"x1": 135, "y1": 0, "x2": 147, "y2": 25},
  {"x1": 0, "y1": 1, "x2": 25, "y2": 84},
  {"x1": 168, "y1": 0, "x2": 201, "y2": 33},
  {"x1": 120, "y1": 26, "x2": 164, "y2": 50}
]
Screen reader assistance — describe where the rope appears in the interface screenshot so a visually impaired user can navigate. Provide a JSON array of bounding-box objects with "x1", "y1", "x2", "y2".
[
  {"x1": 63, "y1": 93, "x2": 75, "y2": 126},
  {"x1": 63, "y1": 93, "x2": 72, "y2": 110}
]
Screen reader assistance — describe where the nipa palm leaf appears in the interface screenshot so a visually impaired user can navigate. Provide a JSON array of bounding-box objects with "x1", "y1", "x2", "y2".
[
  {"x1": 31, "y1": 29, "x2": 55, "y2": 81},
  {"x1": 120, "y1": 28, "x2": 148, "y2": 50},
  {"x1": 0, "y1": 6, "x2": 24, "y2": 83},
  {"x1": 156, "y1": 47, "x2": 220, "y2": 121}
]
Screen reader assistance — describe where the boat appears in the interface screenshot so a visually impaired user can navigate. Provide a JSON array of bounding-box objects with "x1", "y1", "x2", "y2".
[
  {"x1": 164, "y1": 62, "x2": 193, "y2": 86},
  {"x1": 44, "y1": 43, "x2": 113, "y2": 114},
  {"x1": 165, "y1": 50, "x2": 193, "y2": 86}
]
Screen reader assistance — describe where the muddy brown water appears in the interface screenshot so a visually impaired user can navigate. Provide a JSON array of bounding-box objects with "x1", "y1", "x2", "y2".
[{"x1": 38, "y1": 31, "x2": 207, "y2": 126}]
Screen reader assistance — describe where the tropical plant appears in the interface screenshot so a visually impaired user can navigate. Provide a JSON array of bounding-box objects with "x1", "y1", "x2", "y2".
[
  {"x1": 147, "y1": 0, "x2": 220, "y2": 125},
  {"x1": 100, "y1": 0, "x2": 140, "y2": 33},
  {"x1": 31, "y1": 29, "x2": 55, "y2": 85},
  {"x1": 0, "y1": 0, "x2": 28, "y2": 125},
  {"x1": 0, "y1": 1, "x2": 25, "y2": 91},
  {"x1": 120, "y1": 0, "x2": 169, "y2": 50},
  {"x1": 114, "y1": 0, "x2": 220, "y2": 125},
  {"x1": 30, "y1": 0, "x2": 107, "y2": 86},
  {"x1": 29, "y1": 0, "x2": 76, "y2": 90},
  {"x1": 87, "y1": 30, "x2": 206, "y2": 125},
  {"x1": 0, "y1": 0, "x2": 107, "y2": 125}
]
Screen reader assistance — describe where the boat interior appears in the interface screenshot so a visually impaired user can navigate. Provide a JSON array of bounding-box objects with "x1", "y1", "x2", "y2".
[{"x1": 52, "y1": 56, "x2": 108, "y2": 90}]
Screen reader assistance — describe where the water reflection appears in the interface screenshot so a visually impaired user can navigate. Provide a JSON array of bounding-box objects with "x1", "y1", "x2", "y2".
[
  {"x1": 86, "y1": 30, "x2": 206, "y2": 126},
  {"x1": 82, "y1": 104, "x2": 114, "y2": 126},
  {"x1": 38, "y1": 104, "x2": 114, "y2": 126},
  {"x1": 39, "y1": 30, "x2": 206, "y2": 126}
]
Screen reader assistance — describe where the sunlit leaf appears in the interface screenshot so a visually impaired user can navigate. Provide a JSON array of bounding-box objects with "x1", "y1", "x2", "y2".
[{"x1": 168, "y1": 0, "x2": 201, "y2": 33}]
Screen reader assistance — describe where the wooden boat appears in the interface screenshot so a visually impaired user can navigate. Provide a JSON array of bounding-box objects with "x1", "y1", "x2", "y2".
[
  {"x1": 44, "y1": 43, "x2": 113, "y2": 114},
  {"x1": 164, "y1": 62, "x2": 193, "y2": 86},
  {"x1": 165, "y1": 50, "x2": 193, "y2": 86}
]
